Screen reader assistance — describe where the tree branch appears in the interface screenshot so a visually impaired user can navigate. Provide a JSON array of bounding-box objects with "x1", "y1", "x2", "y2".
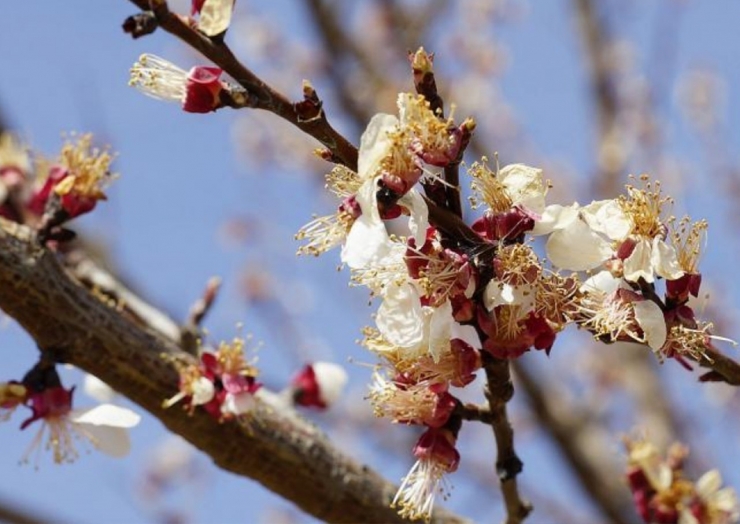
[
  {"x1": 0, "y1": 218, "x2": 466, "y2": 524},
  {"x1": 513, "y1": 361, "x2": 637, "y2": 524},
  {"x1": 126, "y1": 0, "x2": 359, "y2": 170},
  {"x1": 482, "y1": 353, "x2": 532, "y2": 524}
]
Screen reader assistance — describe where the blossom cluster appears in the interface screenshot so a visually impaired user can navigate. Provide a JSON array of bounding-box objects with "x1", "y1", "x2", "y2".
[
  {"x1": 163, "y1": 337, "x2": 262, "y2": 421},
  {"x1": 0, "y1": 132, "x2": 115, "y2": 229},
  {"x1": 0, "y1": 365, "x2": 140, "y2": 465},
  {"x1": 295, "y1": 81, "x2": 731, "y2": 519},
  {"x1": 625, "y1": 437, "x2": 739, "y2": 524}
]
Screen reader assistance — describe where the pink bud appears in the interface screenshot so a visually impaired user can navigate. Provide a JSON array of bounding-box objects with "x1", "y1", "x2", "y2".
[
  {"x1": 183, "y1": 67, "x2": 224, "y2": 113},
  {"x1": 291, "y1": 362, "x2": 348, "y2": 410},
  {"x1": 20, "y1": 386, "x2": 74, "y2": 430},
  {"x1": 413, "y1": 428, "x2": 460, "y2": 473},
  {"x1": 423, "y1": 392, "x2": 456, "y2": 428}
]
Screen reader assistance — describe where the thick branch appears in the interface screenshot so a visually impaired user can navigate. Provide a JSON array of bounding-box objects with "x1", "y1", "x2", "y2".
[{"x1": 0, "y1": 218, "x2": 465, "y2": 524}]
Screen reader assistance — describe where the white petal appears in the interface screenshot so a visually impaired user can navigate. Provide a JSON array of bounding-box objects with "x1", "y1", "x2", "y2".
[
  {"x1": 678, "y1": 511, "x2": 699, "y2": 524},
  {"x1": 651, "y1": 238, "x2": 684, "y2": 281},
  {"x1": 633, "y1": 300, "x2": 667, "y2": 350},
  {"x1": 483, "y1": 281, "x2": 534, "y2": 311},
  {"x1": 376, "y1": 283, "x2": 424, "y2": 347},
  {"x1": 530, "y1": 203, "x2": 578, "y2": 236},
  {"x1": 342, "y1": 178, "x2": 394, "y2": 269},
  {"x1": 398, "y1": 189, "x2": 429, "y2": 247},
  {"x1": 341, "y1": 213, "x2": 391, "y2": 269},
  {"x1": 582, "y1": 199, "x2": 632, "y2": 241},
  {"x1": 191, "y1": 377, "x2": 216, "y2": 406},
  {"x1": 696, "y1": 469, "x2": 722, "y2": 499},
  {"x1": 624, "y1": 239, "x2": 654, "y2": 283},
  {"x1": 312, "y1": 362, "x2": 349, "y2": 406},
  {"x1": 580, "y1": 270, "x2": 621, "y2": 294},
  {"x1": 83, "y1": 374, "x2": 117, "y2": 403},
  {"x1": 546, "y1": 218, "x2": 613, "y2": 271},
  {"x1": 198, "y1": 0, "x2": 234, "y2": 36},
  {"x1": 358, "y1": 113, "x2": 398, "y2": 179},
  {"x1": 428, "y1": 300, "x2": 453, "y2": 362},
  {"x1": 499, "y1": 163, "x2": 547, "y2": 213},
  {"x1": 70, "y1": 404, "x2": 141, "y2": 428},
  {"x1": 75, "y1": 423, "x2": 131, "y2": 458},
  {"x1": 451, "y1": 322, "x2": 481, "y2": 350}
]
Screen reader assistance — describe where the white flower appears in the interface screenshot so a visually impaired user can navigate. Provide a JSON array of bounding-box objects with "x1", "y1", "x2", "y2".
[
  {"x1": 470, "y1": 162, "x2": 549, "y2": 217},
  {"x1": 543, "y1": 200, "x2": 630, "y2": 270},
  {"x1": 579, "y1": 271, "x2": 667, "y2": 351},
  {"x1": 695, "y1": 470, "x2": 740, "y2": 523}
]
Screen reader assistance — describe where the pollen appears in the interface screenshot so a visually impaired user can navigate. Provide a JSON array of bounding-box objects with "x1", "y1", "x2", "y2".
[
  {"x1": 670, "y1": 216, "x2": 707, "y2": 274},
  {"x1": 468, "y1": 158, "x2": 512, "y2": 213},
  {"x1": 53, "y1": 134, "x2": 114, "y2": 200},
  {"x1": 216, "y1": 337, "x2": 258, "y2": 377},
  {"x1": 368, "y1": 373, "x2": 437, "y2": 423},
  {"x1": 400, "y1": 93, "x2": 455, "y2": 155},
  {"x1": 535, "y1": 272, "x2": 579, "y2": 329},
  {"x1": 295, "y1": 210, "x2": 354, "y2": 257},
  {"x1": 619, "y1": 175, "x2": 673, "y2": 239},
  {"x1": 495, "y1": 305, "x2": 527, "y2": 341},
  {"x1": 325, "y1": 165, "x2": 361, "y2": 198},
  {"x1": 576, "y1": 290, "x2": 642, "y2": 344},
  {"x1": 495, "y1": 244, "x2": 541, "y2": 286},
  {"x1": 379, "y1": 127, "x2": 418, "y2": 178}
]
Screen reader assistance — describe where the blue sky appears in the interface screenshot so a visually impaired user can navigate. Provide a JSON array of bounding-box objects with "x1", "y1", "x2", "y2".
[{"x1": 3, "y1": 1, "x2": 740, "y2": 523}]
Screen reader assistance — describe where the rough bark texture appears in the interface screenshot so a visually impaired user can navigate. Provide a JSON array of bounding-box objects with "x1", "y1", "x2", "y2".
[{"x1": 0, "y1": 217, "x2": 466, "y2": 524}]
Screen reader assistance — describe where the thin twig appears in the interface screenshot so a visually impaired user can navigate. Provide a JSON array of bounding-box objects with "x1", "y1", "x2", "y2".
[
  {"x1": 481, "y1": 353, "x2": 532, "y2": 524},
  {"x1": 180, "y1": 276, "x2": 222, "y2": 354},
  {"x1": 513, "y1": 360, "x2": 636, "y2": 524},
  {"x1": 126, "y1": 0, "x2": 359, "y2": 170}
]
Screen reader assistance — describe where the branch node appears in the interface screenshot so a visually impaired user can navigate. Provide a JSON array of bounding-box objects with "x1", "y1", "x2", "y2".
[{"x1": 122, "y1": 11, "x2": 158, "y2": 38}]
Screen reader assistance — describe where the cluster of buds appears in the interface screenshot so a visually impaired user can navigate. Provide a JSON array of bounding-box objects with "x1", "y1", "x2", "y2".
[
  {"x1": 625, "y1": 437, "x2": 739, "y2": 523},
  {"x1": 0, "y1": 364, "x2": 140, "y2": 465},
  {"x1": 296, "y1": 73, "x2": 731, "y2": 517},
  {"x1": 163, "y1": 337, "x2": 261, "y2": 421},
  {"x1": 0, "y1": 132, "x2": 114, "y2": 232}
]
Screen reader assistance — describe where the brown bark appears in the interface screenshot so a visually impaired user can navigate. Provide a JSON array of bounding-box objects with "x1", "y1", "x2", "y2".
[{"x1": 0, "y1": 218, "x2": 466, "y2": 524}]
